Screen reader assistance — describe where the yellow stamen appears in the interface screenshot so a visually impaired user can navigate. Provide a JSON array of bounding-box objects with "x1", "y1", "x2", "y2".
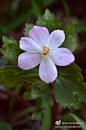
[{"x1": 41, "y1": 46, "x2": 50, "y2": 59}]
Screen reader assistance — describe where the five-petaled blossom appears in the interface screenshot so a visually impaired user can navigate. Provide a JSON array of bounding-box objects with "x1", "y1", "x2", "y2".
[{"x1": 18, "y1": 26, "x2": 75, "y2": 83}]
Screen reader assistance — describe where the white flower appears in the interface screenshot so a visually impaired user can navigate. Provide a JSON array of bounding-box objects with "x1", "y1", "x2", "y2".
[{"x1": 18, "y1": 26, "x2": 75, "y2": 83}]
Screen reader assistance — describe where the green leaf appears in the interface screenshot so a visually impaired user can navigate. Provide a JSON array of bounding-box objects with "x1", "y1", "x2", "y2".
[
  {"x1": 61, "y1": 24, "x2": 77, "y2": 52},
  {"x1": 23, "y1": 82, "x2": 48, "y2": 100},
  {"x1": 36, "y1": 9, "x2": 77, "y2": 52},
  {"x1": 37, "y1": 9, "x2": 54, "y2": 24},
  {"x1": 2, "y1": 36, "x2": 10, "y2": 46},
  {"x1": 52, "y1": 17, "x2": 63, "y2": 30},
  {"x1": 0, "y1": 66, "x2": 48, "y2": 99},
  {"x1": 36, "y1": 9, "x2": 63, "y2": 33},
  {"x1": 41, "y1": 100, "x2": 51, "y2": 130},
  {"x1": 70, "y1": 113, "x2": 86, "y2": 130},
  {"x1": 23, "y1": 89, "x2": 41, "y2": 100},
  {"x1": 0, "y1": 58, "x2": 8, "y2": 68},
  {"x1": 54, "y1": 63, "x2": 86, "y2": 109},
  {"x1": 32, "y1": 112, "x2": 43, "y2": 120},
  {"x1": 0, "y1": 66, "x2": 38, "y2": 88},
  {"x1": 0, "y1": 66, "x2": 22, "y2": 87},
  {"x1": 1, "y1": 36, "x2": 23, "y2": 65},
  {"x1": 2, "y1": 36, "x2": 16, "y2": 45},
  {"x1": 0, "y1": 122, "x2": 12, "y2": 130},
  {"x1": 36, "y1": 9, "x2": 63, "y2": 32},
  {"x1": 23, "y1": 23, "x2": 34, "y2": 37}
]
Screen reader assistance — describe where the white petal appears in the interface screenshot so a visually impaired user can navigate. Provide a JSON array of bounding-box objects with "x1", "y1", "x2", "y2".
[
  {"x1": 39, "y1": 56, "x2": 57, "y2": 83},
  {"x1": 29, "y1": 26, "x2": 49, "y2": 48},
  {"x1": 49, "y1": 48, "x2": 75, "y2": 66},
  {"x1": 18, "y1": 52, "x2": 41, "y2": 70},
  {"x1": 46, "y1": 30, "x2": 65, "y2": 50},
  {"x1": 19, "y1": 37, "x2": 42, "y2": 53}
]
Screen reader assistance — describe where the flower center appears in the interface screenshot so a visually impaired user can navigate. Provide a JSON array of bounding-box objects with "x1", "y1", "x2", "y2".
[{"x1": 41, "y1": 46, "x2": 50, "y2": 59}]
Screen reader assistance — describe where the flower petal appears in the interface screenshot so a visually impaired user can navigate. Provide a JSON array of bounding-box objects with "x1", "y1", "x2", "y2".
[
  {"x1": 19, "y1": 37, "x2": 42, "y2": 53},
  {"x1": 49, "y1": 48, "x2": 75, "y2": 66},
  {"x1": 46, "y1": 30, "x2": 65, "y2": 50},
  {"x1": 18, "y1": 52, "x2": 41, "y2": 70},
  {"x1": 29, "y1": 26, "x2": 49, "y2": 47},
  {"x1": 39, "y1": 56, "x2": 57, "y2": 83}
]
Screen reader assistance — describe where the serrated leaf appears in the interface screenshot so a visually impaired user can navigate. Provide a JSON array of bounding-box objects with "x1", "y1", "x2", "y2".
[
  {"x1": 36, "y1": 9, "x2": 55, "y2": 32},
  {"x1": 52, "y1": 17, "x2": 63, "y2": 30},
  {"x1": 1, "y1": 36, "x2": 23, "y2": 65},
  {"x1": 23, "y1": 23, "x2": 34, "y2": 37},
  {"x1": 0, "y1": 66, "x2": 38, "y2": 88},
  {"x1": 2, "y1": 36, "x2": 9, "y2": 46},
  {"x1": 0, "y1": 66, "x2": 48, "y2": 99},
  {"x1": 36, "y1": 9, "x2": 77, "y2": 52},
  {"x1": 54, "y1": 63, "x2": 86, "y2": 109},
  {"x1": 41, "y1": 100, "x2": 51, "y2": 130},
  {"x1": 36, "y1": 9, "x2": 63, "y2": 32},
  {"x1": 2, "y1": 36, "x2": 16, "y2": 46},
  {"x1": 61, "y1": 24, "x2": 77, "y2": 52},
  {"x1": 9, "y1": 37, "x2": 17, "y2": 43},
  {"x1": 70, "y1": 113, "x2": 86, "y2": 130}
]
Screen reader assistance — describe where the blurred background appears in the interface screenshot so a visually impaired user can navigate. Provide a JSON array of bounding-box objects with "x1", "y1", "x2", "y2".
[{"x1": 0, "y1": 0, "x2": 86, "y2": 130}]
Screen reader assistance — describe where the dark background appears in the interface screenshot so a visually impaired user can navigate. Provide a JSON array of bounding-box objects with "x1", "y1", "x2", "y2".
[{"x1": 0, "y1": 0, "x2": 86, "y2": 130}]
